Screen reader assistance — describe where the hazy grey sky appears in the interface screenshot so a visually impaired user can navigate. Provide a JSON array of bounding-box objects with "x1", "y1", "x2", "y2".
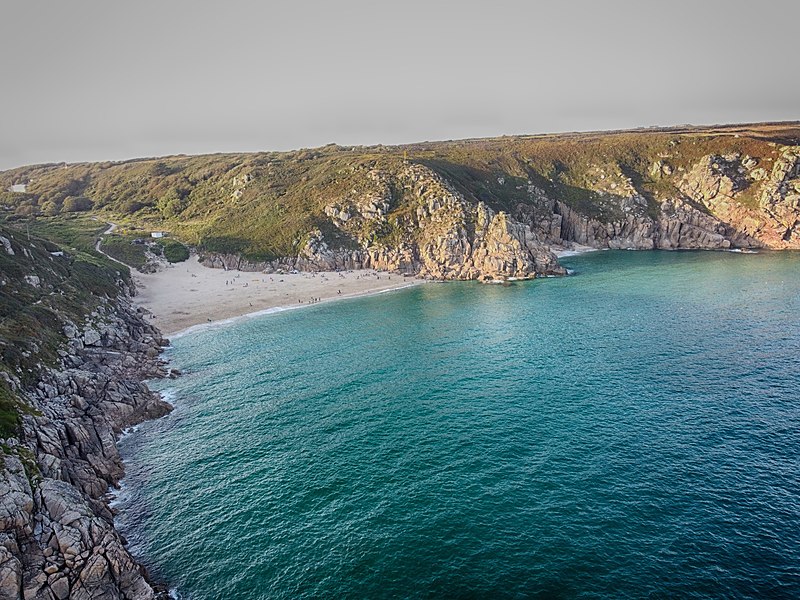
[{"x1": 1, "y1": 0, "x2": 797, "y2": 170}]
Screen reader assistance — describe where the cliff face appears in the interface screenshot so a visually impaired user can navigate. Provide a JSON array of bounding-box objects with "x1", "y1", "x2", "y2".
[
  {"x1": 678, "y1": 148, "x2": 800, "y2": 247},
  {"x1": 513, "y1": 147, "x2": 800, "y2": 252},
  {"x1": 198, "y1": 147, "x2": 800, "y2": 278},
  {"x1": 3, "y1": 124, "x2": 800, "y2": 279},
  {"x1": 199, "y1": 164, "x2": 565, "y2": 280},
  {"x1": 0, "y1": 231, "x2": 172, "y2": 600}
]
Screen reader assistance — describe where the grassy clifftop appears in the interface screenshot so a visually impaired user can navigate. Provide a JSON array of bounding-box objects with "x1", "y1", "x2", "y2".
[
  {"x1": 0, "y1": 224, "x2": 131, "y2": 435},
  {"x1": 2, "y1": 122, "x2": 799, "y2": 263}
]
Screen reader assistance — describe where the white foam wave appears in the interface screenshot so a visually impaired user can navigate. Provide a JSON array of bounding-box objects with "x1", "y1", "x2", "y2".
[
  {"x1": 158, "y1": 387, "x2": 179, "y2": 407},
  {"x1": 554, "y1": 246, "x2": 601, "y2": 258},
  {"x1": 170, "y1": 282, "x2": 423, "y2": 340},
  {"x1": 108, "y1": 479, "x2": 129, "y2": 509}
]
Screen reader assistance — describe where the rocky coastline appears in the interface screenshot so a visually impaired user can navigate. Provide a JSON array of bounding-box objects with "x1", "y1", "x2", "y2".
[
  {"x1": 0, "y1": 289, "x2": 175, "y2": 600},
  {"x1": 2, "y1": 128, "x2": 799, "y2": 599},
  {"x1": 197, "y1": 148, "x2": 800, "y2": 280}
]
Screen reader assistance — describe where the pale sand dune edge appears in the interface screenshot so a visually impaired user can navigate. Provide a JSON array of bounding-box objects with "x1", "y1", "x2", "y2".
[{"x1": 131, "y1": 255, "x2": 424, "y2": 337}]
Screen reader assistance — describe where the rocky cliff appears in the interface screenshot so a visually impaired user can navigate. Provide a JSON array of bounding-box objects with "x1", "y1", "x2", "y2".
[
  {"x1": 198, "y1": 145, "x2": 800, "y2": 278},
  {"x1": 0, "y1": 229, "x2": 173, "y2": 600},
  {"x1": 199, "y1": 163, "x2": 564, "y2": 280},
  {"x1": 2, "y1": 123, "x2": 799, "y2": 279},
  {"x1": 521, "y1": 146, "x2": 800, "y2": 252}
]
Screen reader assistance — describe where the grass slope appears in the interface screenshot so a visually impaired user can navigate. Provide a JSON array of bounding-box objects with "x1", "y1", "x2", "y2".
[{"x1": 1, "y1": 122, "x2": 798, "y2": 261}]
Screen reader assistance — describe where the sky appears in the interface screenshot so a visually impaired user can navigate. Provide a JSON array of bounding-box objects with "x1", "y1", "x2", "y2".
[{"x1": 1, "y1": 0, "x2": 798, "y2": 171}]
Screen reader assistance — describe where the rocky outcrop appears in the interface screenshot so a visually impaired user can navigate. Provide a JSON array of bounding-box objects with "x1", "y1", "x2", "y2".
[
  {"x1": 757, "y1": 148, "x2": 800, "y2": 245},
  {"x1": 512, "y1": 150, "x2": 800, "y2": 252},
  {"x1": 553, "y1": 200, "x2": 656, "y2": 250},
  {"x1": 200, "y1": 164, "x2": 564, "y2": 280},
  {"x1": 677, "y1": 149, "x2": 800, "y2": 248},
  {"x1": 200, "y1": 146, "x2": 800, "y2": 277},
  {"x1": 414, "y1": 202, "x2": 562, "y2": 279},
  {"x1": 550, "y1": 196, "x2": 758, "y2": 251},
  {"x1": 0, "y1": 295, "x2": 172, "y2": 600}
]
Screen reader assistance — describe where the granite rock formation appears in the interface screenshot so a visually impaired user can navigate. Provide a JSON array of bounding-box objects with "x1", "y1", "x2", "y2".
[
  {"x1": 199, "y1": 147, "x2": 800, "y2": 277},
  {"x1": 200, "y1": 164, "x2": 564, "y2": 279},
  {"x1": 0, "y1": 258, "x2": 172, "y2": 600}
]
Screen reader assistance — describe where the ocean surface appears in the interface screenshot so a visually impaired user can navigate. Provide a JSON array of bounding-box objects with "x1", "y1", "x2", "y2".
[{"x1": 116, "y1": 250, "x2": 800, "y2": 599}]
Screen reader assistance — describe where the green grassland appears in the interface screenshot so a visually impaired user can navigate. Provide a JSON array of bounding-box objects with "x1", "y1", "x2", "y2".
[
  {"x1": 98, "y1": 235, "x2": 189, "y2": 269},
  {"x1": 0, "y1": 226, "x2": 126, "y2": 375},
  {"x1": 99, "y1": 234, "x2": 149, "y2": 269},
  {"x1": 23, "y1": 215, "x2": 109, "y2": 255}
]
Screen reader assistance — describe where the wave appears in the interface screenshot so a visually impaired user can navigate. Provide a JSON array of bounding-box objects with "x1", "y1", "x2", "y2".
[{"x1": 170, "y1": 282, "x2": 422, "y2": 340}]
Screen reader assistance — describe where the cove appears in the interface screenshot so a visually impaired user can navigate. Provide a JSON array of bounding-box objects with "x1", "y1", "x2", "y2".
[{"x1": 117, "y1": 250, "x2": 800, "y2": 599}]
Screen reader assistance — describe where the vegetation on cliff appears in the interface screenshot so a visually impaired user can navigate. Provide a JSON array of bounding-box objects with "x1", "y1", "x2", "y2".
[
  {"x1": 0, "y1": 224, "x2": 130, "y2": 434},
  {"x1": 1, "y1": 122, "x2": 799, "y2": 277},
  {"x1": 0, "y1": 223, "x2": 171, "y2": 598}
]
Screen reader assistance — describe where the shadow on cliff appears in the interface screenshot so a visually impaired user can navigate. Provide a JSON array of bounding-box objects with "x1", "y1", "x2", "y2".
[{"x1": 420, "y1": 158, "x2": 610, "y2": 221}]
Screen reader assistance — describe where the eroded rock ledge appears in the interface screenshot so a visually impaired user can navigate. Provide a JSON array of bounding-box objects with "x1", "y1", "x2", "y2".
[{"x1": 0, "y1": 295, "x2": 173, "y2": 600}]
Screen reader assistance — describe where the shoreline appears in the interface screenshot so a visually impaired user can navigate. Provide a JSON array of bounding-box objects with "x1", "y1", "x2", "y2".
[
  {"x1": 552, "y1": 243, "x2": 600, "y2": 258},
  {"x1": 131, "y1": 245, "x2": 602, "y2": 339},
  {"x1": 131, "y1": 254, "x2": 425, "y2": 337},
  {"x1": 169, "y1": 280, "x2": 424, "y2": 339}
]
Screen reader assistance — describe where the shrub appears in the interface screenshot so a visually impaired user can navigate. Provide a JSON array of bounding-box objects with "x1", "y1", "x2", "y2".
[
  {"x1": 119, "y1": 200, "x2": 148, "y2": 214},
  {"x1": 40, "y1": 200, "x2": 61, "y2": 216},
  {"x1": 157, "y1": 188, "x2": 189, "y2": 217},
  {"x1": 62, "y1": 196, "x2": 94, "y2": 212},
  {"x1": 14, "y1": 204, "x2": 36, "y2": 216},
  {"x1": 0, "y1": 379, "x2": 21, "y2": 438},
  {"x1": 158, "y1": 239, "x2": 190, "y2": 262}
]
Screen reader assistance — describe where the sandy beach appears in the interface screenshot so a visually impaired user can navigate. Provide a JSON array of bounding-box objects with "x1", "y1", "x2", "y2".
[
  {"x1": 129, "y1": 244, "x2": 595, "y2": 337},
  {"x1": 132, "y1": 255, "x2": 423, "y2": 336},
  {"x1": 552, "y1": 243, "x2": 599, "y2": 258}
]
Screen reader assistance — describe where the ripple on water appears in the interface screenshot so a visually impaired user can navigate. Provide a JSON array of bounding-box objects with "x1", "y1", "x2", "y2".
[{"x1": 119, "y1": 251, "x2": 800, "y2": 599}]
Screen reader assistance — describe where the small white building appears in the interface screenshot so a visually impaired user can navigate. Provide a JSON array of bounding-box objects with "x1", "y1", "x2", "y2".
[{"x1": 150, "y1": 232, "x2": 165, "y2": 239}]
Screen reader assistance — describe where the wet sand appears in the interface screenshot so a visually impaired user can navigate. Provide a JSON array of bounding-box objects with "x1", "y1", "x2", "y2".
[{"x1": 132, "y1": 255, "x2": 422, "y2": 336}]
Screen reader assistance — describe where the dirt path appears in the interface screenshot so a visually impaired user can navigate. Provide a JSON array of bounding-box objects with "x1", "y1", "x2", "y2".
[{"x1": 93, "y1": 221, "x2": 127, "y2": 267}]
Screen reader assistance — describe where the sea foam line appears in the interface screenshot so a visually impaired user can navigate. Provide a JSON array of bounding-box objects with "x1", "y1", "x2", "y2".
[{"x1": 169, "y1": 281, "x2": 423, "y2": 340}]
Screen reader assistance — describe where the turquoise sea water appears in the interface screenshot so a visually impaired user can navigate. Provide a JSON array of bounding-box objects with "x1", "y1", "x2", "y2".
[{"x1": 116, "y1": 250, "x2": 800, "y2": 599}]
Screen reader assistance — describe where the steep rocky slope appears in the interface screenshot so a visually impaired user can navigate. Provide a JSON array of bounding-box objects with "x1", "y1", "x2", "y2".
[
  {"x1": 200, "y1": 163, "x2": 564, "y2": 279},
  {"x1": 2, "y1": 123, "x2": 799, "y2": 279},
  {"x1": 0, "y1": 228, "x2": 172, "y2": 599}
]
